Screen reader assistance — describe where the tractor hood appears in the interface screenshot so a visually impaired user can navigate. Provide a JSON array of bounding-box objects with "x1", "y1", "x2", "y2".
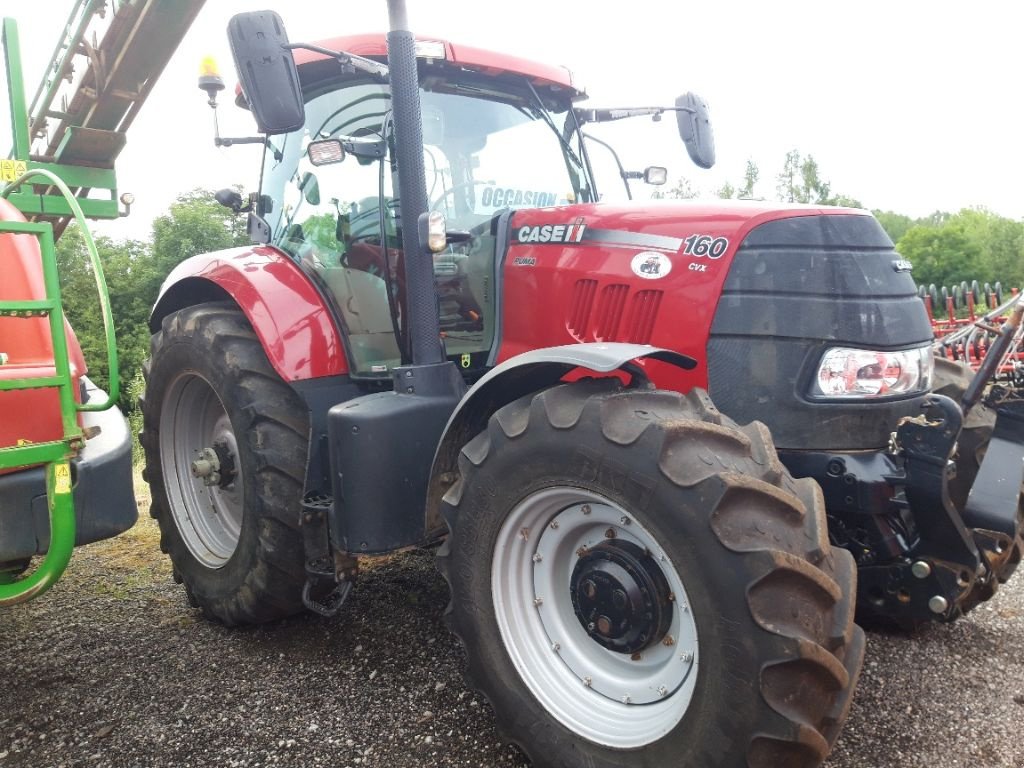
[{"x1": 497, "y1": 200, "x2": 933, "y2": 449}]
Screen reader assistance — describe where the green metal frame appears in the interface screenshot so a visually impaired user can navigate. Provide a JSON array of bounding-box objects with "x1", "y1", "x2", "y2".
[
  {"x1": 3, "y1": 17, "x2": 120, "y2": 222},
  {"x1": 0, "y1": 168, "x2": 119, "y2": 606}
]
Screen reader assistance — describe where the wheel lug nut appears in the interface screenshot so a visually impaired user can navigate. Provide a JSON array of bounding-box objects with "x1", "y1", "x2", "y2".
[
  {"x1": 619, "y1": 516, "x2": 631, "y2": 525},
  {"x1": 621, "y1": 695, "x2": 632, "y2": 704},
  {"x1": 658, "y1": 686, "x2": 668, "y2": 698},
  {"x1": 551, "y1": 642, "x2": 561, "y2": 652},
  {"x1": 532, "y1": 553, "x2": 543, "y2": 563},
  {"x1": 662, "y1": 634, "x2": 675, "y2": 647},
  {"x1": 549, "y1": 520, "x2": 559, "y2": 530},
  {"x1": 533, "y1": 597, "x2": 544, "y2": 607},
  {"x1": 604, "y1": 528, "x2": 616, "y2": 539},
  {"x1": 581, "y1": 504, "x2": 591, "y2": 515},
  {"x1": 582, "y1": 676, "x2": 592, "y2": 687}
]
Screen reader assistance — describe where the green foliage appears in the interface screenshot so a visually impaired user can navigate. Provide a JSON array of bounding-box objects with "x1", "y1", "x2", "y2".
[
  {"x1": 57, "y1": 188, "x2": 248, "y2": 410},
  {"x1": 896, "y1": 221, "x2": 982, "y2": 288},
  {"x1": 894, "y1": 208, "x2": 1024, "y2": 290},
  {"x1": 651, "y1": 177, "x2": 698, "y2": 200},
  {"x1": 739, "y1": 160, "x2": 759, "y2": 199},
  {"x1": 775, "y1": 148, "x2": 861, "y2": 206},
  {"x1": 126, "y1": 369, "x2": 146, "y2": 466},
  {"x1": 716, "y1": 181, "x2": 736, "y2": 200},
  {"x1": 872, "y1": 210, "x2": 916, "y2": 244}
]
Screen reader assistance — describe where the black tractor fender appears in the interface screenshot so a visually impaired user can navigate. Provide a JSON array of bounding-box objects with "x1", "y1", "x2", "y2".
[{"x1": 424, "y1": 343, "x2": 696, "y2": 539}]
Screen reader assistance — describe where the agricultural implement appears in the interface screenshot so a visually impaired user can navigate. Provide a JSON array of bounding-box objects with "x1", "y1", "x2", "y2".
[
  {"x1": 922, "y1": 280, "x2": 1024, "y2": 383},
  {"x1": 0, "y1": 0, "x2": 205, "y2": 604}
]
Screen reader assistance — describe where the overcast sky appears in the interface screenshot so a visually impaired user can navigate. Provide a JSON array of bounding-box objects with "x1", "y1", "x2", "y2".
[{"x1": 1, "y1": 1, "x2": 1021, "y2": 241}]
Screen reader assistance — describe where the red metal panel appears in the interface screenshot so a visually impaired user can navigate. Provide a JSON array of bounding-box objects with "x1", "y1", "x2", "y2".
[
  {"x1": 0, "y1": 199, "x2": 85, "y2": 451},
  {"x1": 154, "y1": 245, "x2": 347, "y2": 381},
  {"x1": 291, "y1": 34, "x2": 580, "y2": 95},
  {"x1": 499, "y1": 201, "x2": 871, "y2": 393}
]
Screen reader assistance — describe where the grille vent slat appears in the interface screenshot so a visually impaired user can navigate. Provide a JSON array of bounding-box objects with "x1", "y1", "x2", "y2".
[
  {"x1": 567, "y1": 279, "x2": 598, "y2": 340},
  {"x1": 624, "y1": 289, "x2": 663, "y2": 343},
  {"x1": 594, "y1": 284, "x2": 630, "y2": 341},
  {"x1": 566, "y1": 282, "x2": 663, "y2": 342}
]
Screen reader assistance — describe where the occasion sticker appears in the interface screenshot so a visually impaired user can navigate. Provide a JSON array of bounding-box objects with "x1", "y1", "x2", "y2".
[
  {"x1": 631, "y1": 251, "x2": 672, "y2": 280},
  {"x1": 479, "y1": 187, "x2": 561, "y2": 209}
]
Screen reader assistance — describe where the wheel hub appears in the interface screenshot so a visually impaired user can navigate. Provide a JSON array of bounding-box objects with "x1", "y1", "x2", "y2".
[
  {"x1": 190, "y1": 441, "x2": 236, "y2": 489},
  {"x1": 571, "y1": 540, "x2": 673, "y2": 653}
]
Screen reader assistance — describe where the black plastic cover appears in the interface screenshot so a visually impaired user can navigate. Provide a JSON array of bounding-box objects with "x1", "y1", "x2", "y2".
[
  {"x1": 708, "y1": 214, "x2": 934, "y2": 450},
  {"x1": 227, "y1": 11, "x2": 304, "y2": 134},
  {"x1": 327, "y1": 362, "x2": 465, "y2": 554}
]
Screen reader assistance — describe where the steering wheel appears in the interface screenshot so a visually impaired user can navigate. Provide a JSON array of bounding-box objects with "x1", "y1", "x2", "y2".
[{"x1": 429, "y1": 180, "x2": 493, "y2": 214}]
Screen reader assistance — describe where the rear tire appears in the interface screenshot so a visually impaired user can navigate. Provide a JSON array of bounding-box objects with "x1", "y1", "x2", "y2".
[
  {"x1": 140, "y1": 303, "x2": 309, "y2": 625},
  {"x1": 438, "y1": 380, "x2": 864, "y2": 768}
]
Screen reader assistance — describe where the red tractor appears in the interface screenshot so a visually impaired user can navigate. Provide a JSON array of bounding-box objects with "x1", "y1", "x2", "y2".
[{"x1": 134, "y1": 5, "x2": 1024, "y2": 767}]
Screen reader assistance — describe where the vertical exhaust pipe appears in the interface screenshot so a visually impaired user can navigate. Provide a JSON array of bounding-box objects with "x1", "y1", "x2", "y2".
[{"x1": 385, "y1": 0, "x2": 443, "y2": 365}]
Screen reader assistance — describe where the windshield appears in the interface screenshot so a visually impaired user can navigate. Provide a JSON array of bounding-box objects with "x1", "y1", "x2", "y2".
[{"x1": 261, "y1": 72, "x2": 591, "y2": 376}]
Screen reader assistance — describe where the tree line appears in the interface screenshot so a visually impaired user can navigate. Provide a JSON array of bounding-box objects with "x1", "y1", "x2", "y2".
[{"x1": 657, "y1": 149, "x2": 1024, "y2": 293}]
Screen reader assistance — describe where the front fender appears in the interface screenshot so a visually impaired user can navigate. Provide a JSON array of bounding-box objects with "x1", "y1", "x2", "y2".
[
  {"x1": 424, "y1": 343, "x2": 695, "y2": 538},
  {"x1": 149, "y1": 245, "x2": 347, "y2": 381}
]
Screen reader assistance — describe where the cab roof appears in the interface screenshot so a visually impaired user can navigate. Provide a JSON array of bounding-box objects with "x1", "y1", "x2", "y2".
[{"x1": 293, "y1": 34, "x2": 585, "y2": 99}]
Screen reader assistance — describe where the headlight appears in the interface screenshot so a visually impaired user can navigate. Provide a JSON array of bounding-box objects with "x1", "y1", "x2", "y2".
[{"x1": 812, "y1": 346, "x2": 933, "y2": 399}]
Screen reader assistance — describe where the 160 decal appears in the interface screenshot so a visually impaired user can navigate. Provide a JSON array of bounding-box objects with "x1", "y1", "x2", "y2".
[{"x1": 682, "y1": 234, "x2": 729, "y2": 259}]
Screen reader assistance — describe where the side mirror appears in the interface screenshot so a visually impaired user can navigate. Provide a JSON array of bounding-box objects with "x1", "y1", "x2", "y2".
[
  {"x1": 299, "y1": 172, "x2": 320, "y2": 206},
  {"x1": 643, "y1": 166, "x2": 668, "y2": 185},
  {"x1": 675, "y1": 93, "x2": 715, "y2": 170},
  {"x1": 227, "y1": 11, "x2": 304, "y2": 134},
  {"x1": 215, "y1": 188, "x2": 245, "y2": 213}
]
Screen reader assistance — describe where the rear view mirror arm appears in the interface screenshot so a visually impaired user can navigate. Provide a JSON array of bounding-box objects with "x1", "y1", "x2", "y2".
[
  {"x1": 575, "y1": 105, "x2": 695, "y2": 126},
  {"x1": 214, "y1": 135, "x2": 283, "y2": 162},
  {"x1": 283, "y1": 42, "x2": 389, "y2": 79}
]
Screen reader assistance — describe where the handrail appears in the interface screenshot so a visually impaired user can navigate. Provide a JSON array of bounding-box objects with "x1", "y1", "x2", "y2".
[
  {"x1": 0, "y1": 460, "x2": 75, "y2": 606},
  {"x1": 2, "y1": 167, "x2": 119, "y2": 408}
]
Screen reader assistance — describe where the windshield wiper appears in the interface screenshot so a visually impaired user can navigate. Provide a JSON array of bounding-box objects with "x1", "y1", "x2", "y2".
[{"x1": 523, "y1": 80, "x2": 585, "y2": 171}]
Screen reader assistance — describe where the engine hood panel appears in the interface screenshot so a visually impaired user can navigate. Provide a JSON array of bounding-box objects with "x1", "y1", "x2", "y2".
[{"x1": 496, "y1": 200, "x2": 876, "y2": 394}]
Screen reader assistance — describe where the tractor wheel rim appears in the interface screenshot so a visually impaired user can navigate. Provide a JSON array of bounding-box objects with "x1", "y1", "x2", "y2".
[
  {"x1": 491, "y1": 487, "x2": 699, "y2": 748},
  {"x1": 159, "y1": 372, "x2": 244, "y2": 569}
]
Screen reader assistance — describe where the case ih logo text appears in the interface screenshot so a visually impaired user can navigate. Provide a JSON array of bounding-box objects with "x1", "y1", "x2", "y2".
[{"x1": 515, "y1": 220, "x2": 586, "y2": 244}]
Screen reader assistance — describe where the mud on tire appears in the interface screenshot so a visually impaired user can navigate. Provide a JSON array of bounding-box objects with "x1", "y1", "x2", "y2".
[
  {"x1": 140, "y1": 303, "x2": 309, "y2": 625},
  {"x1": 438, "y1": 379, "x2": 865, "y2": 768}
]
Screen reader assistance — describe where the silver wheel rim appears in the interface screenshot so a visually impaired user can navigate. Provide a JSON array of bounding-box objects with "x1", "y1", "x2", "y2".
[
  {"x1": 492, "y1": 487, "x2": 699, "y2": 748},
  {"x1": 159, "y1": 371, "x2": 244, "y2": 569}
]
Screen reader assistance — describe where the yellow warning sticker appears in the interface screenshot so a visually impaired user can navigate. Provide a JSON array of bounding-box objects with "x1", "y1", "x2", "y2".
[
  {"x1": 54, "y1": 462, "x2": 71, "y2": 494},
  {"x1": 0, "y1": 159, "x2": 27, "y2": 182},
  {"x1": 460, "y1": 353, "x2": 472, "y2": 369}
]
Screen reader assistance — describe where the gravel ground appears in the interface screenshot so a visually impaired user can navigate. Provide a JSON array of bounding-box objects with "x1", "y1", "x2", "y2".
[{"x1": 1, "y1": 486, "x2": 1022, "y2": 768}]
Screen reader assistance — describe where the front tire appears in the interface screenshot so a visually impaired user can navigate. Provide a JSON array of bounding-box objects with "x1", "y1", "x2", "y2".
[
  {"x1": 438, "y1": 380, "x2": 864, "y2": 768},
  {"x1": 140, "y1": 303, "x2": 309, "y2": 625}
]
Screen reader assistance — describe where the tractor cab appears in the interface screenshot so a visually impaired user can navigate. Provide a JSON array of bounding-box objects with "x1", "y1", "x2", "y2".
[{"x1": 252, "y1": 36, "x2": 597, "y2": 377}]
